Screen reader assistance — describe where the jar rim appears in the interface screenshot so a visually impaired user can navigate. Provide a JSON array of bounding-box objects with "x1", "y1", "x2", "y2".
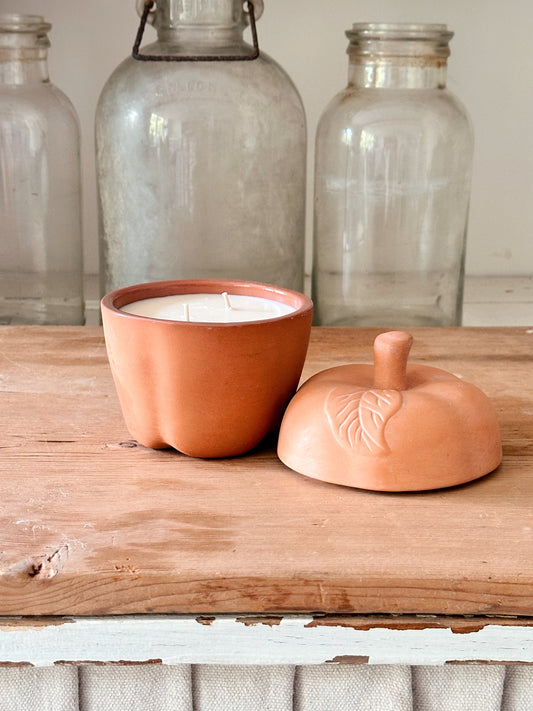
[
  {"x1": 0, "y1": 14, "x2": 51, "y2": 33},
  {"x1": 347, "y1": 22, "x2": 453, "y2": 42}
]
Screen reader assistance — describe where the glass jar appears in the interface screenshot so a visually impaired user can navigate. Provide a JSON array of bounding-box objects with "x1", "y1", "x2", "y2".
[
  {"x1": 312, "y1": 23, "x2": 473, "y2": 327},
  {"x1": 96, "y1": 0, "x2": 306, "y2": 294},
  {"x1": 0, "y1": 14, "x2": 83, "y2": 325}
]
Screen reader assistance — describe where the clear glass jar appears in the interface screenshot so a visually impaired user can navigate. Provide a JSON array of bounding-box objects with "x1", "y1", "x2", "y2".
[
  {"x1": 312, "y1": 23, "x2": 473, "y2": 327},
  {"x1": 96, "y1": 0, "x2": 306, "y2": 294},
  {"x1": 0, "y1": 14, "x2": 83, "y2": 325}
]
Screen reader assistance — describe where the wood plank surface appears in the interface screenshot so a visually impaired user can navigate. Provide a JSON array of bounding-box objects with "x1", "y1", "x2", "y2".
[{"x1": 0, "y1": 326, "x2": 532, "y2": 616}]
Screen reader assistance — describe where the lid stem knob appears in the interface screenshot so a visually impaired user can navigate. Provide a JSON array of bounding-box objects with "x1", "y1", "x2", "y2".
[{"x1": 373, "y1": 331, "x2": 413, "y2": 391}]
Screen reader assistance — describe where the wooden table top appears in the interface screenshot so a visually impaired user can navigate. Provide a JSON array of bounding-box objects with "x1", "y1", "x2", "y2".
[{"x1": 0, "y1": 325, "x2": 532, "y2": 617}]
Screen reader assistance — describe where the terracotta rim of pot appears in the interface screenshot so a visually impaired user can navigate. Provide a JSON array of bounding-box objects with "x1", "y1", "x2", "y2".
[{"x1": 101, "y1": 278, "x2": 313, "y2": 327}]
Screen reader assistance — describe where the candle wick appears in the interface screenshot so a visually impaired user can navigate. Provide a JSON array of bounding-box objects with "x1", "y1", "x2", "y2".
[
  {"x1": 183, "y1": 303, "x2": 190, "y2": 322},
  {"x1": 222, "y1": 292, "x2": 232, "y2": 311}
]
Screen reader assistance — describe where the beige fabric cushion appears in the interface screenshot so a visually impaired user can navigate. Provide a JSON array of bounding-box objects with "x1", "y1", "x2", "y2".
[
  {"x1": 1, "y1": 663, "x2": 533, "y2": 710},
  {"x1": 192, "y1": 665, "x2": 295, "y2": 711},
  {"x1": 412, "y1": 665, "x2": 506, "y2": 711},
  {"x1": 78, "y1": 664, "x2": 192, "y2": 711},
  {"x1": 0, "y1": 665, "x2": 78, "y2": 711},
  {"x1": 294, "y1": 664, "x2": 413, "y2": 710}
]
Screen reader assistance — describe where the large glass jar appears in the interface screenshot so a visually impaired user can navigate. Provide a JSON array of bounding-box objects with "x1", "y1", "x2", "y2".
[
  {"x1": 313, "y1": 23, "x2": 473, "y2": 327},
  {"x1": 0, "y1": 14, "x2": 83, "y2": 325},
  {"x1": 96, "y1": 0, "x2": 306, "y2": 294}
]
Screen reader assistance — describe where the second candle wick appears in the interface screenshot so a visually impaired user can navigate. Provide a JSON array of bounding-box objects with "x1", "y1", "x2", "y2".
[{"x1": 222, "y1": 292, "x2": 232, "y2": 311}]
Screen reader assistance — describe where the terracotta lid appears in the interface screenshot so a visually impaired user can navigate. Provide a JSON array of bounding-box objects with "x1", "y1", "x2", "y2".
[{"x1": 277, "y1": 331, "x2": 502, "y2": 492}]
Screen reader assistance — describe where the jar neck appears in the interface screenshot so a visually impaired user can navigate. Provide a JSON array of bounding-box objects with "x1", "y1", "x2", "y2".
[
  {"x1": 150, "y1": 0, "x2": 262, "y2": 53},
  {"x1": 348, "y1": 59, "x2": 447, "y2": 89},
  {"x1": 345, "y1": 22, "x2": 452, "y2": 90},
  {"x1": 0, "y1": 14, "x2": 51, "y2": 85}
]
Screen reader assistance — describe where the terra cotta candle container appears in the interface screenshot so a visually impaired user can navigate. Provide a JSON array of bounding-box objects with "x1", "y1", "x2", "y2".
[{"x1": 101, "y1": 279, "x2": 313, "y2": 458}]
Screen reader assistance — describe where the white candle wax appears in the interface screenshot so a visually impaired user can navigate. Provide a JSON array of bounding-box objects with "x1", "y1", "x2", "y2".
[{"x1": 121, "y1": 292, "x2": 296, "y2": 323}]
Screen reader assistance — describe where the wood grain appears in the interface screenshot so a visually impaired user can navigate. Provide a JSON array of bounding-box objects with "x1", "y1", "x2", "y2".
[{"x1": 0, "y1": 326, "x2": 532, "y2": 616}]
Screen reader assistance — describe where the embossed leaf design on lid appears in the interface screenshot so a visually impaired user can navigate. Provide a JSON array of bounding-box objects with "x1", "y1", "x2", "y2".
[
  {"x1": 325, "y1": 331, "x2": 411, "y2": 455},
  {"x1": 326, "y1": 387, "x2": 403, "y2": 455}
]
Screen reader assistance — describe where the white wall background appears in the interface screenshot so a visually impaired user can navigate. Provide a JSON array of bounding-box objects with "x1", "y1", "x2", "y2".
[{"x1": 6, "y1": 0, "x2": 533, "y2": 278}]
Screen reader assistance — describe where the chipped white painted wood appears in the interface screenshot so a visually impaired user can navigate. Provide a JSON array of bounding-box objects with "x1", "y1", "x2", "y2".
[{"x1": 1, "y1": 615, "x2": 533, "y2": 666}]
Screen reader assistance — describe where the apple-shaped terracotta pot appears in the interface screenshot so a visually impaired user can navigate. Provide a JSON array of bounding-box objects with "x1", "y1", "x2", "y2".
[
  {"x1": 101, "y1": 279, "x2": 313, "y2": 458},
  {"x1": 278, "y1": 331, "x2": 502, "y2": 491}
]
